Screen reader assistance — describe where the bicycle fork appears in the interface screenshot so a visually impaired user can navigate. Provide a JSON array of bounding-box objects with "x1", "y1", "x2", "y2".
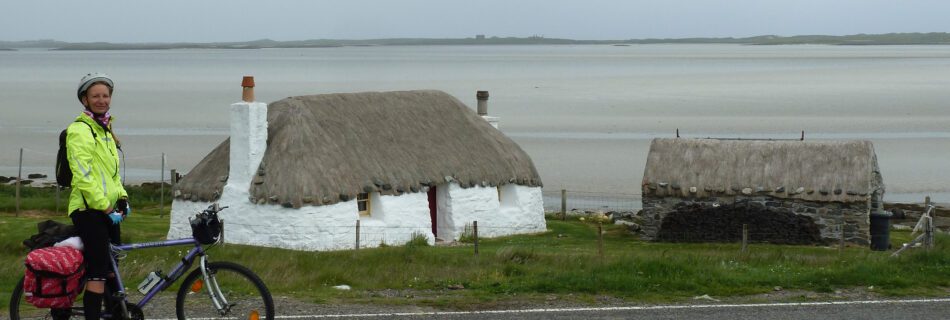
[{"x1": 199, "y1": 256, "x2": 233, "y2": 316}]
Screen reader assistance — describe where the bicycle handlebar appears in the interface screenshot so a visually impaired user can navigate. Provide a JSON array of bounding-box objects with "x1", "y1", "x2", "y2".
[{"x1": 205, "y1": 203, "x2": 229, "y2": 214}]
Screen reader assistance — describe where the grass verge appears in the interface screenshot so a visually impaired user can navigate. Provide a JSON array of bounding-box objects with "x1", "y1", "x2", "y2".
[{"x1": 1, "y1": 185, "x2": 949, "y2": 309}]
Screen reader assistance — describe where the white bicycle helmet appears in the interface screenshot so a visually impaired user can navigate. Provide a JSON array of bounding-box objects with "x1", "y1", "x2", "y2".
[{"x1": 77, "y1": 72, "x2": 114, "y2": 101}]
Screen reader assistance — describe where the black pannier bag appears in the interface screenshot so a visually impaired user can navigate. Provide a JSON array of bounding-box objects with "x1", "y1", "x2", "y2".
[{"x1": 23, "y1": 220, "x2": 77, "y2": 250}]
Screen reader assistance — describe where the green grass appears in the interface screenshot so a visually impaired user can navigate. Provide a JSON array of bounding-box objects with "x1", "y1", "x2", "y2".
[
  {"x1": 1, "y1": 188, "x2": 949, "y2": 309},
  {"x1": 0, "y1": 183, "x2": 171, "y2": 214}
]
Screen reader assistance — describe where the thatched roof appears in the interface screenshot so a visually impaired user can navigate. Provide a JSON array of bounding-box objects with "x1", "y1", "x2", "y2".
[
  {"x1": 642, "y1": 138, "x2": 882, "y2": 203},
  {"x1": 175, "y1": 90, "x2": 542, "y2": 208},
  {"x1": 173, "y1": 138, "x2": 229, "y2": 202}
]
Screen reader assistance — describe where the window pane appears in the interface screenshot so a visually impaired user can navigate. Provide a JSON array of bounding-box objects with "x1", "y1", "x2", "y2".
[{"x1": 357, "y1": 193, "x2": 370, "y2": 215}]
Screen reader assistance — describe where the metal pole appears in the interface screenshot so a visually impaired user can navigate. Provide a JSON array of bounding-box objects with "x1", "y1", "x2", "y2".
[
  {"x1": 55, "y1": 186, "x2": 60, "y2": 214},
  {"x1": 16, "y1": 148, "x2": 22, "y2": 216},
  {"x1": 160, "y1": 153, "x2": 166, "y2": 214},
  {"x1": 561, "y1": 189, "x2": 567, "y2": 220}
]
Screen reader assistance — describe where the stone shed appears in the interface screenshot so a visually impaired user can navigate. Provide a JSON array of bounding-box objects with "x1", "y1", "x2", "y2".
[{"x1": 640, "y1": 138, "x2": 884, "y2": 245}]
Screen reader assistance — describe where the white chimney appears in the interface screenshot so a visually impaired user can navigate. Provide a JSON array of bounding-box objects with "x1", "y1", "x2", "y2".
[
  {"x1": 477, "y1": 90, "x2": 499, "y2": 129},
  {"x1": 228, "y1": 76, "x2": 267, "y2": 191}
]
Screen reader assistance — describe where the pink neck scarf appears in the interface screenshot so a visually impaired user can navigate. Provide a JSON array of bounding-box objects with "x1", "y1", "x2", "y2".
[{"x1": 83, "y1": 110, "x2": 111, "y2": 128}]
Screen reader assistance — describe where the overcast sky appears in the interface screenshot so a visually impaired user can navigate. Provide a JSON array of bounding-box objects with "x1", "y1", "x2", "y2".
[{"x1": 3, "y1": 0, "x2": 949, "y2": 42}]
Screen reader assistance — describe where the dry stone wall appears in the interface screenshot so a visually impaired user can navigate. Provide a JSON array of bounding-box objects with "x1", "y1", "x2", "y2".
[{"x1": 641, "y1": 195, "x2": 870, "y2": 245}]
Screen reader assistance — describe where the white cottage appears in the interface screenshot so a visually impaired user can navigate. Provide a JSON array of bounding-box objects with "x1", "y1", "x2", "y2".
[{"x1": 167, "y1": 87, "x2": 546, "y2": 251}]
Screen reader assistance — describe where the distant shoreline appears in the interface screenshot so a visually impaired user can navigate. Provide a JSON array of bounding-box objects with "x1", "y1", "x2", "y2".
[{"x1": 4, "y1": 32, "x2": 950, "y2": 50}]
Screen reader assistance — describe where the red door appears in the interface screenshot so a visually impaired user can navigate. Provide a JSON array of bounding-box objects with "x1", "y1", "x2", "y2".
[{"x1": 428, "y1": 186, "x2": 437, "y2": 236}]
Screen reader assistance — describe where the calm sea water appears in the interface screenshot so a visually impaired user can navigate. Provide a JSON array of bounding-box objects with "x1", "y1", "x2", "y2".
[{"x1": 2, "y1": 45, "x2": 949, "y2": 203}]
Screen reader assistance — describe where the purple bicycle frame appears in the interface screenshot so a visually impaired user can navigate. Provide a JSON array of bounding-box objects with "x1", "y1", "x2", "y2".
[{"x1": 109, "y1": 238, "x2": 205, "y2": 308}]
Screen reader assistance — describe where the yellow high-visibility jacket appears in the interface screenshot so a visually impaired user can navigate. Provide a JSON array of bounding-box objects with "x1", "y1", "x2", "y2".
[{"x1": 67, "y1": 113, "x2": 128, "y2": 215}]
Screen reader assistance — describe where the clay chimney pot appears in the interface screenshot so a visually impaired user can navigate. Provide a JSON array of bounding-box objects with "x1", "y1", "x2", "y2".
[
  {"x1": 242, "y1": 76, "x2": 255, "y2": 88},
  {"x1": 241, "y1": 76, "x2": 255, "y2": 102}
]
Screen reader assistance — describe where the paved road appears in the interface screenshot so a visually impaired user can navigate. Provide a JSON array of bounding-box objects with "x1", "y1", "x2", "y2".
[{"x1": 275, "y1": 299, "x2": 950, "y2": 320}]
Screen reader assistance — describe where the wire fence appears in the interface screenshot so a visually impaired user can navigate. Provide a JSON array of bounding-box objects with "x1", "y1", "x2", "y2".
[
  {"x1": 3, "y1": 147, "x2": 174, "y2": 215},
  {"x1": 214, "y1": 218, "x2": 867, "y2": 256},
  {"x1": 1, "y1": 147, "x2": 171, "y2": 186},
  {"x1": 542, "y1": 189, "x2": 642, "y2": 213},
  {"x1": 222, "y1": 222, "x2": 539, "y2": 237}
]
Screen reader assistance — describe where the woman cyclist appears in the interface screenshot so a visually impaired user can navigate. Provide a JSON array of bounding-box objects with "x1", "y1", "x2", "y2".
[{"x1": 66, "y1": 73, "x2": 131, "y2": 320}]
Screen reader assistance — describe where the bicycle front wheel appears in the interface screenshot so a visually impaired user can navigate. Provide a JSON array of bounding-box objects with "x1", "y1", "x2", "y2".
[
  {"x1": 9, "y1": 276, "x2": 78, "y2": 320},
  {"x1": 175, "y1": 261, "x2": 274, "y2": 320}
]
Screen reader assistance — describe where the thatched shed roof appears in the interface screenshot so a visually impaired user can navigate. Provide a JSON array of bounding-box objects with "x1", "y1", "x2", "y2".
[
  {"x1": 175, "y1": 90, "x2": 542, "y2": 208},
  {"x1": 642, "y1": 138, "x2": 882, "y2": 203}
]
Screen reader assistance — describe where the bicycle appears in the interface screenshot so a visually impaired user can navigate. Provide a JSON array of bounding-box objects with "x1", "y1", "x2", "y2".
[{"x1": 9, "y1": 203, "x2": 275, "y2": 320}]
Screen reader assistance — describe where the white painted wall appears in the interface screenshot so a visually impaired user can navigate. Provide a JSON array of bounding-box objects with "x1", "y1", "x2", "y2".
[
  {"x1": 169, "y1": 190, "x2": 435, "y2": 250},
  {"x1": 169, "y1": 188, "x2": 361, "y2": 251},
  {"x1": 228, "y1": 101, "x2": 267, "y2": 191},
  {"x1": 169, "y1": 183, "x2": 546, "y2": 250},
  {"x1": 435, "y1": 183, "x2": 547, "y2": 241},
  {"x1": 357, "y1": 191, "x2": 435, "y2": 247},
  {"x1": 499, "y1": 184, "x2": 547, "y2": 234}
]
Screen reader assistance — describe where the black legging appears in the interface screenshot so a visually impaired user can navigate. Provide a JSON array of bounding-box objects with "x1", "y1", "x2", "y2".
[{"x1": 70, "y1": 210, "x2": 121, "y2": 281}]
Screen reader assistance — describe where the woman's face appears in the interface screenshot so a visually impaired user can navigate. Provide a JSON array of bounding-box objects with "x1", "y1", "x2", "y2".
[{"x1": 82, "y1": 83, "x2": 112, "y2": 114}]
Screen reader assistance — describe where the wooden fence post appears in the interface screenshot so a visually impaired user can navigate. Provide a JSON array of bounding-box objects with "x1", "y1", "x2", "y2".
[
  {"x1": 839, "y1": 222, "x2": 846, "y2": 254},
  {"x1": 925, "y1": 212, "x2": 934, "y2": 250},
  {"x1": 927, "y1": 217, "x2": 934, "y2": 250},
  {"x1": 473, "y1": 221, "x2": 479, "y2": 257},
  {"x1": 355, "y1": 220, "x2": 361, "y2": 251},
  {"x1": 561, "y1": 189, "x2": 567, "y2": 220},
  {"x1": 165, "y1": 168, "x2": 178, "y2": 219},
  {"x1": 598, "y1": 223, "x2": 605, "y2": 261},
  {"x1": 160, "y1": 153, "x2": 165, "y2": 214},
  {"x1": 16, "y1": 148, "x2": 22, "y2": 216},
  {"x1": 925, "y1": 196, "x2": 933, "y2": 249},
  {"x1": 741, "y1": 224, "x2": 748, "y2": 254}
]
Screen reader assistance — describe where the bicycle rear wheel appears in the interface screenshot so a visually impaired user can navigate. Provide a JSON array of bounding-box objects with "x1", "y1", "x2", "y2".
[
  {"x1": 9, "y1": 277, "x2": 78, "y2": 320},
  {"x1": 175, "y1": 261, "x2": 274, "y2": 320}
]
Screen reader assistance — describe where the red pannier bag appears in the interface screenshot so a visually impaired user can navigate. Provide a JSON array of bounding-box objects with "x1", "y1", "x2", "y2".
[{"x1": 23, "y1": 246, "x2": 85, "y2": 308}]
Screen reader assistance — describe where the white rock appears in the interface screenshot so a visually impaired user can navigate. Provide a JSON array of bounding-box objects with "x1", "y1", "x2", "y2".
[{"x1": 692, "y1": 294, "x2": 720, "y2": 302}]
